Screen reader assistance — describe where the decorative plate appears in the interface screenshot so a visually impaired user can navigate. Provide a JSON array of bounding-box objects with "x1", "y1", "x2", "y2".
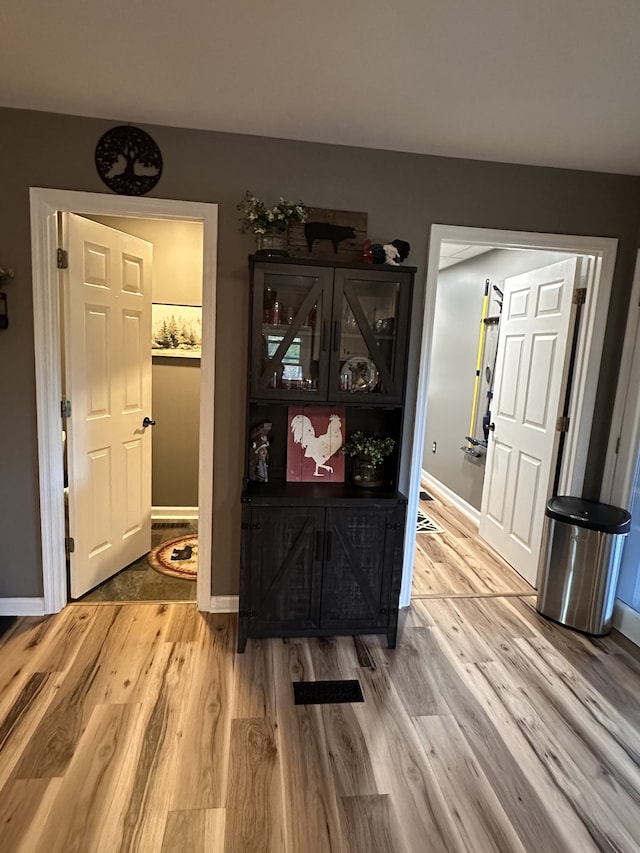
[
  {"x1": 342, "y1": 356, "x2": 378, "y2": 392},
  {"x1": 95, "y1": 125, "x2": 163, "y2": 196}
]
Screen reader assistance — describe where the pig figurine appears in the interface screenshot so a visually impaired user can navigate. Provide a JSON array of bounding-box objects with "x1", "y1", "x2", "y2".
[{"x1": 304, "y1": 222, "x2": 356, "y2": 254}]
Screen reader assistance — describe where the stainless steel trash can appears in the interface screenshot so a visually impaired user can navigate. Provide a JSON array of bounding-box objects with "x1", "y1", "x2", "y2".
[{"x1": 536, "y1": 496, "x2": 631, "y2": 636}]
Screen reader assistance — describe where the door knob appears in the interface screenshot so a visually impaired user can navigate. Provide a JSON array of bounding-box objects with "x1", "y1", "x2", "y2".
[
  {"x1": 488, "y1": 422, "x2": 495, "y2": 432},
  {"x1": 142, "y1": 417, "x2": 156, "y2": 428}
]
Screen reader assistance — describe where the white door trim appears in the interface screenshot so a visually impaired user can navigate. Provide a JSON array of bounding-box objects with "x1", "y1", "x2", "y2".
[
  {"x1": 600, "y1": 250, "x2": 640, "y2": 507},
  {"x1": 0, "y1": 598, "x2": 47, "y2": 617},
  {"x1": 421, "y1": 470, "x2": 480, "y2": 526},
  {"x1": 30, "y1": 188, "x2": 217, "y2": 614},
  {"x1": 600, "y1": 251, "x2": 640, "y2": 646},
  {"x1": 612, "y1": 600, "x2": 640, "y2": 647},
  {"x1": 152, "y1": 506, "x2": 200, "y2": 521},
  {"x1": 400, "y1": 224, "x2": 618, "y2": 607}
]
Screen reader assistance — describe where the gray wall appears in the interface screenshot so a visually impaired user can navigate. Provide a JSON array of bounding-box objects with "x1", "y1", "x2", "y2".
[
  {"x1": 90, "y1": 217, "x2": 203, "y2": 507},
  {"x1": 1, "y1": 106, "x2": 639, "y2": 599},
  {"x1": 150, "y1": 360, "x2": 200, "y2": 506},
  {"x1": 422, "y1": 249, "x2": 568, "y2": 509}
]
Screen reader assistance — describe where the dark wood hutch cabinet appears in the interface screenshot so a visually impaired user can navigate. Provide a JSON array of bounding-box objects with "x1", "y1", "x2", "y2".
[{"x1": 238, "y1": 255, "x2": 415, "y2": 652}]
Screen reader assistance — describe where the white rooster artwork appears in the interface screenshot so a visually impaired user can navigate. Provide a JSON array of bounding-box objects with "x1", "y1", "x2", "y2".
[{"x1": 287, "y1": 408, "x2": 346, "y2": 482}]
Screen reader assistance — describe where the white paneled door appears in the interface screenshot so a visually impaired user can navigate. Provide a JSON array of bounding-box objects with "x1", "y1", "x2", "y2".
[
  {"x1": 63, "y1": 214, "x2": 153, "y2": 598},
  {"x1": 479, "y1": 258, "x2": 581, "y2": 586}
]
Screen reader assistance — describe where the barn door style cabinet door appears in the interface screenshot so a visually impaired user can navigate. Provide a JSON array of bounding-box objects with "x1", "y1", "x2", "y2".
[
  {"x1": 239, "y1": 255, "x2": 415, "y2": 653},
  {"x1": 239, "y1": 502, "x2": 406, "y2": 651},
  {"x1": 251, "y1": 261, "x2": 412, "y2": 403}
]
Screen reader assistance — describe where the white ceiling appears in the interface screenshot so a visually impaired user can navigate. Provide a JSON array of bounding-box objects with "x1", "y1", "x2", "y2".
[
  {"x1": 2, "y1": 1, "x2": 640, "y2": 175},
  {"x1": 439, "y1": 243, "x2": 494, "y2": 270}
]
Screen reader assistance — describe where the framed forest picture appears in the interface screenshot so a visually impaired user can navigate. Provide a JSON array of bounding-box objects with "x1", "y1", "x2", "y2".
[{"x1": 152, "y1": 303, "x2": 202, "y2": 358}]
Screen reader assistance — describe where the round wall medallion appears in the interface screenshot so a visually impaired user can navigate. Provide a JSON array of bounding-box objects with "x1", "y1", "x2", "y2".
[{"x1": 95, "y1": 125, "x2": 163, "y2": 195}]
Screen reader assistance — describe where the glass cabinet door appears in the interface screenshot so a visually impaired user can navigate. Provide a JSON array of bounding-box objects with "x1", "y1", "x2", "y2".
[
  {"x1": 330, "y1": 269, "x2": 411, "y2": 403},
  {"x1": 251, "y1": 265, "x2": 332, "y2": 399}
]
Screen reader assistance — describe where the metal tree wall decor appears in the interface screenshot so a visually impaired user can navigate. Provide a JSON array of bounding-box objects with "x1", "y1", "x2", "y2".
[{"x1": 95, "y1": 125, "x2": 163, "y2": 195}]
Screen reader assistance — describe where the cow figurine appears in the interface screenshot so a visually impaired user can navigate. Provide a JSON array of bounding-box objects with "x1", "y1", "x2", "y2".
[
  {"x1": 171, "y1": 544, "x2": 193, "y2": 561},
  {"x1": 304, "y1": 221, "x2": 356, "y2": 254},
  {"x1": 363, "y1": 239, "x2": 410, "y2": 266}
]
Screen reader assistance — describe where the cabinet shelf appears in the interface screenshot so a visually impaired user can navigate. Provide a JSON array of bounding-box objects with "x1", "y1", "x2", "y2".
[
  {"x1": 341, "y1": 332, "x2": 395, "y2": 341},
  {"x1": 243, "y1": 480, "x2": 407, "y2": 505},
  {"x1": 264, "y1": 323, "x2": 314, "y2": 334},
  {"x1": 249, "y1": 253, "x2": 417, "y2": 274}
]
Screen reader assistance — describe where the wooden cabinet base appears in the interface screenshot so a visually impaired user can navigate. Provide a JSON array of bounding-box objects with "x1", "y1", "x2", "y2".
[{"x1": 238, "y1": 498, "x2": 406, "y2": 653}]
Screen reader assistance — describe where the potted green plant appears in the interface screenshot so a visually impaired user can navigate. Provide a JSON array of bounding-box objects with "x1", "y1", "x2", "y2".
[
  {"x1": 340, "y1": 431, "x2": 395, "y2": 487},
  {"x1": 237, "y1": 191, "x2": 307, "y2": 257}
]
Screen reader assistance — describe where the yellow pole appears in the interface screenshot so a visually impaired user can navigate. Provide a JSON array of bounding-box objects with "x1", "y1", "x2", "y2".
[{"x1": 468, "y1": 279, "x2": 490, "y2": 444}]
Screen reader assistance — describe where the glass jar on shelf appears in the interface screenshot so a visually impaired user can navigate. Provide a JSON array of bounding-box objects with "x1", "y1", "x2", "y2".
[
  {"x1": 352, "y1": 455, "x2": 384, "y2": 488},
  {"x1": 255, "y1": 267, "x2": 328, "y2": 398}
]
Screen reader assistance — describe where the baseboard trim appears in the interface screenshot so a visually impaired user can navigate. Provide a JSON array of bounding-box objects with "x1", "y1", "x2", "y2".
[
  {"x1": 0, "y1": 597, "x2": 47, "y2": 616},
  {"x1": 421, "y1": 470, "x2": 480, "y2": 526},
  {"x1": 210, "y1": 595, "x2": 239, "y2": 613},
  {"x1": 612, "y1": 599, "x2": 640, "y2": 648},
  {"x1": 152, "y1": 506, "x2": 199, "y2": 521}
]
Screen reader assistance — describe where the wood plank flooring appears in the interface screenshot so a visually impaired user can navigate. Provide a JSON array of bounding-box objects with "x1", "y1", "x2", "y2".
[
  {"x1": 1, "y1": 496, "x2": 639, "y2": 851},
  {"x1": 412, "y1": 490, "x2": 533, "y2": 598}
]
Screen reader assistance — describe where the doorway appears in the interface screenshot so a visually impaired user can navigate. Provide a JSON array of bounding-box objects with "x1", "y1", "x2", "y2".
[
  {"x1": 30, "y1": 188, "x2": 218, "y2": 614},
  {"x1": 61, "y1": 212, "x2": 203, "y2": 603},
  {"x1": 401, "y1": 225, "x2": 618, "y2": 607}
]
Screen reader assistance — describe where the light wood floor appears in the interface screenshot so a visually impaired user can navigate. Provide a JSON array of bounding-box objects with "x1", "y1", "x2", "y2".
[
  {"x1": 1, "y1": 503, "x2": 640, "y2": 851},
  {"x1": 412, "y1": 490, "x2": 534, "y2": 598}
]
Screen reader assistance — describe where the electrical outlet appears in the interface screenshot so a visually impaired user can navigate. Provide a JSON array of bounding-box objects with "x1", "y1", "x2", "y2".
[{"x1": 432, "y1": 441, "x2": 437, "y2": 453}]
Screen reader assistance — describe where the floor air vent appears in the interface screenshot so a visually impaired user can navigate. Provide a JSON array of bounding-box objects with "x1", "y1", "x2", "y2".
[
  {"x1": 417, "y1": 508, "x2": 444, "y2": 533},
  {"x1": 293, "y1": 679, "x2": 364, "y2": 705}
]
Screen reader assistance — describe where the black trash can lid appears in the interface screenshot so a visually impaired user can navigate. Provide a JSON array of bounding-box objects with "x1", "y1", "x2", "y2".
[{"x1": 546, "y1": 496, "x2": 631, "y2": 534}]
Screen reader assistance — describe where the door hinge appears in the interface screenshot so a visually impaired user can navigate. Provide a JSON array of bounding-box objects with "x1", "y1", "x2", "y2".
[
  {"x1": 556, "y1": 415, "x2": 570, "y2": 433},
  {"x1": 61, "y1": 399, "x2": 71, "y2": 419},
  {"x1": 57, "y1": 248, "x2": 68, "y2": 270},
  {"x1": 380, "y1": 607, "x2": 398, "y2": 616},
  {"x1": 386, "y1": 522, "x2": 403, "y2": 531},
  {"x1": 238, "y1": 609, "x2": 257, "y2": 618},
  {"x1": 241, "y1": 522, "x2": 262, "y2": 530},
  {"x1": 615, "y1": 435, "x2": 621, "y2": 454},
  {"x1": 65, "y1": 536, "x2": 75, "y2": 554},
  {"x1": 573, "y1": 288, "x2": 587, "y2": 305}
]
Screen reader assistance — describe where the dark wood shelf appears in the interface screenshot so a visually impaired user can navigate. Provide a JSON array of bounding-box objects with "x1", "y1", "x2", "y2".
[
  {"x1": 249, "y1": 398, "x2": 404, "y2": 410},
  {"x1": 250, "y1": 254, "x2": 417, "y2": 274},
  {"x1": 243, "y1": 480, "x2": 407, "y2": 505}
]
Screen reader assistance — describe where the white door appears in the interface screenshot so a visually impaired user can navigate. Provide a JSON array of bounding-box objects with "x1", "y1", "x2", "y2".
[
  {"x1": 479, "y1": 258, "x2": 581, "y2": 586},
  {"x1": 63, "y1": 213, "x2": 153, "y2": 598}
]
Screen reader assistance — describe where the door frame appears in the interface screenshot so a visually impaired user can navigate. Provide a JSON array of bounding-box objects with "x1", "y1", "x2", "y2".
[
  {"x1": 30, "y1": 188, "x2": 217, "y2": 613},
  {"x1": 400, "y1": 224, "x2": 618, "y2": 606},
  {"x1": 600, "y1": 250, "x2": 640, "y2": 507},
  {"x1": 600, "y1": 250, "x2": 640, "y2": 644}
]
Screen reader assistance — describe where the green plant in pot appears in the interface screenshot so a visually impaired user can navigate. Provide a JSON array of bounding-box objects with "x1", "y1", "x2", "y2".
[{"x1": 340, "y1": 431, "x2": 395, "y2": 488}]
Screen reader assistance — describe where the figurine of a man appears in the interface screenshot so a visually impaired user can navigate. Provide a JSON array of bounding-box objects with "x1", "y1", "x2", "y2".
[{"x1": 249, "y1": 422, "x2": 272, "y2": 482}]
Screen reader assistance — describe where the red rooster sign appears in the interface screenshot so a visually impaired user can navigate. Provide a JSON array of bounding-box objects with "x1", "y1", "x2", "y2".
[{"x1": 287, "y1": 407, "x2": 345, "y2": 482}]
